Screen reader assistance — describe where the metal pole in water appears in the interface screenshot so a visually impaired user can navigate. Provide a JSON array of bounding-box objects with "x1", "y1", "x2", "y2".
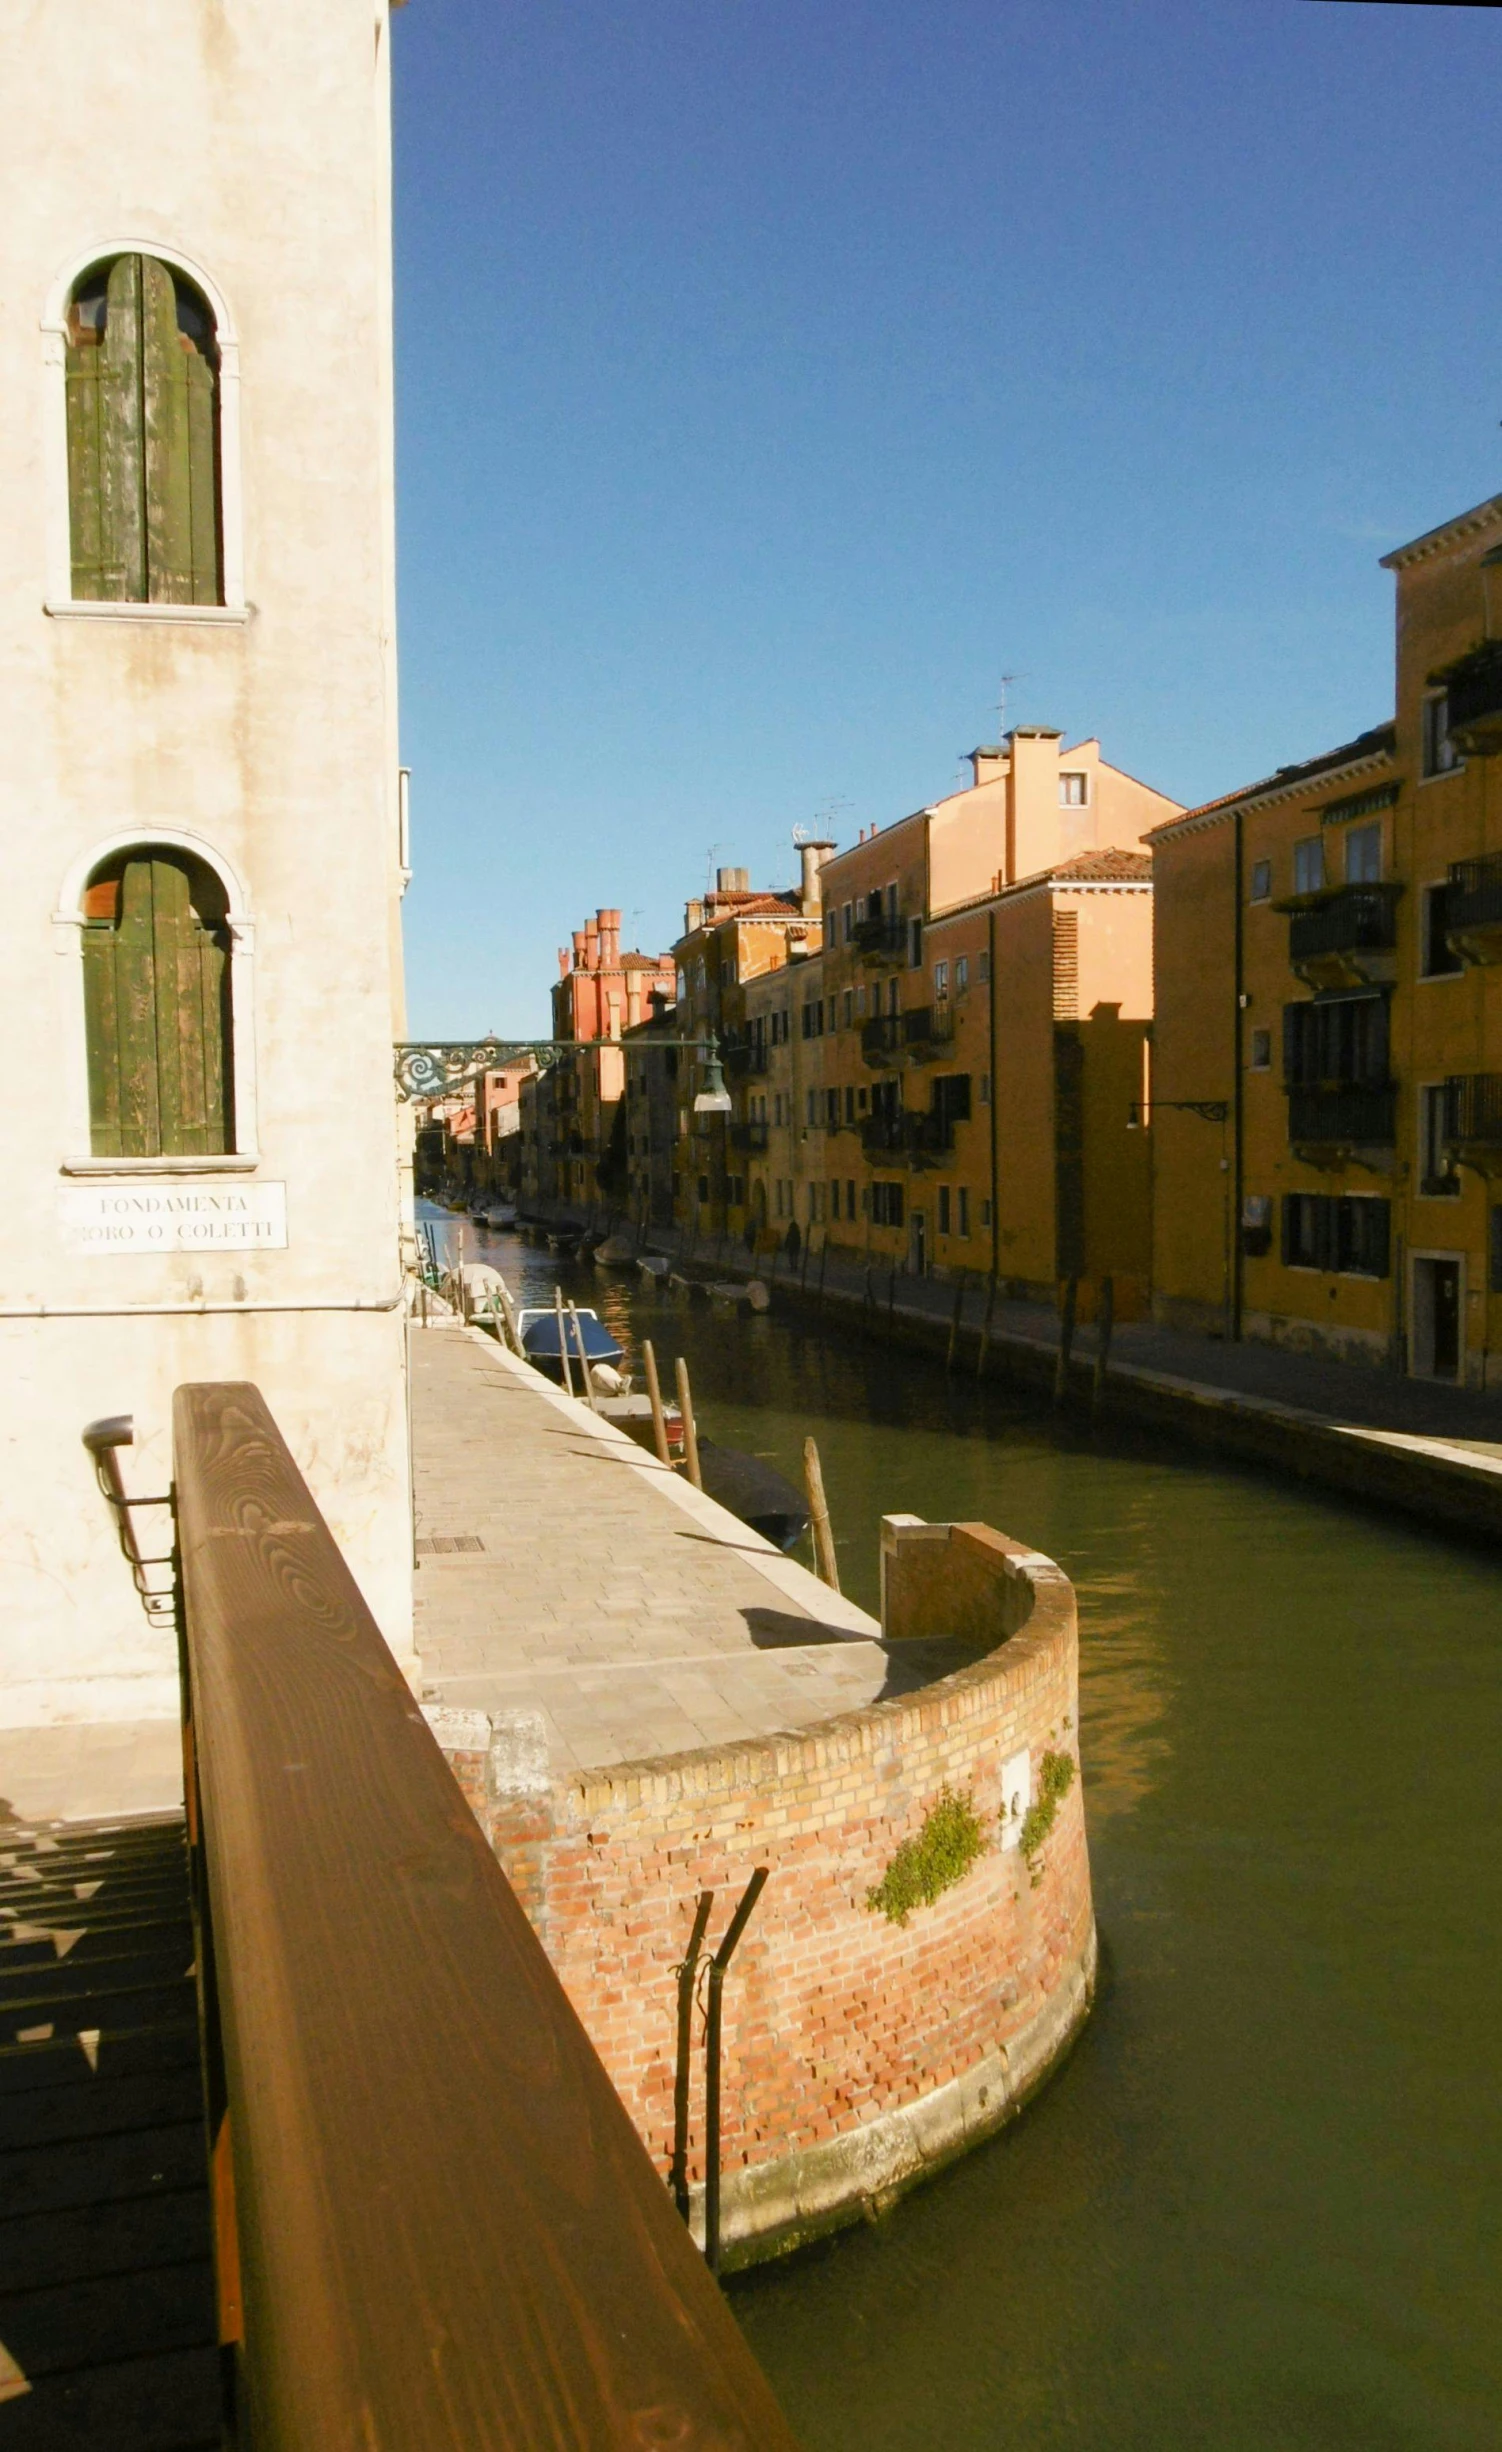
[
  {"x1": 642, "y1": 1339, "x2": 672, "y2": 1467},
  {"x1": 803, "y1": 1437, "x2": 840, "y2": 1591},
  {"x1": 553, "y1": 1285, "x2": 575, "y2": 1401},
  {"x1": 670, "y1": 1890, "x2": 715, "y2": 2224},
  {"x1": 675, "y1": 1356, "x2": 703, "y2": 1490},
  {"x1": 704, "y1": 1867, "x2": 769, "y2": 2276}
]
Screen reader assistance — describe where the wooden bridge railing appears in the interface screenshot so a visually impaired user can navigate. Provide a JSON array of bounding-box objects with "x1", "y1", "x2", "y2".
[{"x1": 174, "y1": 1380, "x2": 801, "y2": 2451}]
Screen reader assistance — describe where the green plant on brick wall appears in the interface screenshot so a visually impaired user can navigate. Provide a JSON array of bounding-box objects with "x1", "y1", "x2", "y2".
[
  {"x1": 867, "y1": 1786, "x2": 988, "y2": 1927},
  {"x1": 1016, "y1": 1749, "x2": 1076, "y2": 1879}
]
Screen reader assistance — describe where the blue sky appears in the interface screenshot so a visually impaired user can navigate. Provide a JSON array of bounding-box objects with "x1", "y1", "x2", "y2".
[{"x1": 391, "y1": 0, "x2": 1502, "y2": 1038}]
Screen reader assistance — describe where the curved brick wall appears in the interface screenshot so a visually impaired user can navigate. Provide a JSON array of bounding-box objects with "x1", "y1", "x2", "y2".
[{"x1": 483, "y1": 1522, "x2": 1095, "y2": 2267}]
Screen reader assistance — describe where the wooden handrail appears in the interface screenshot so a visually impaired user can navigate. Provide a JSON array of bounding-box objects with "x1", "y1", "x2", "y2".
[{"x1": 174, "y1": 1380, "x2": 801, "y2": 2451}]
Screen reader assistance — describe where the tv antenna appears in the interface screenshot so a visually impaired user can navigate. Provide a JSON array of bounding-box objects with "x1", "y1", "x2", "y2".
[{"x1": 996, "y1": 671, "x2": 1027, "y2": 736}]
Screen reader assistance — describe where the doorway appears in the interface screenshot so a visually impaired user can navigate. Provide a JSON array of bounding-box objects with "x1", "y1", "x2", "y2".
[
  {"x1": 1411, "y1": 1253, "x2": 1463, "y2": 1382},
  {"x1": 908, "y1": 1210, "x2": 927, "y2": 1277}
]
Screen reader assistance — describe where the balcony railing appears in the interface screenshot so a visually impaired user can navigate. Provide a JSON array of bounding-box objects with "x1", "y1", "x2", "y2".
[
  {"x1": 1287, "y1": 1081, "x2": 1397, "y2": 1149},
  {"x1": 900, "y1": 1004, "x2": 956, "y2": 1056},
  {"x1": 722, "y1": 1038, "x2": 770, "y2": 1078},
  {"x1": 731, "y1": 1119, "x2": 770, "y2": 1152},
  {"x1": 172, "y1": 1382, "x2": 800, "y2": 2451},
  {"x1": 1287, "y1": 883, "x2": 1402, "y2": 967},
  {"x1": 861, "y1": 1015, "x2": 902, "y2": 1065},
  {"x1": 858, "y1": 1110, "x2": 954, "y2": 1164},
  {"x1": 1444, "y1": 1073, "x2": 1502, "y2": 1148},
  {"x1": 851, "y1": 914, "x2": 907, "y2": 962},
  {"x1": 1447, "y1": 852, "x2": 1502, "y2": 935},
  {"x1": 1442, "y1": 641, "x2": 1502, "y2": 754}
]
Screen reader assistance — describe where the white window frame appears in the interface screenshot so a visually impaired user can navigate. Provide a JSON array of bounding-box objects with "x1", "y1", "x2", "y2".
[
  {"x1": 42, "y1": 238, "x2": 247, "y2": 620},
  {"x1": 1248, "y1": 1029, "x2": 1272, "y2": 1072},
  {"x1": 1248, "y1": 858, "x2": 1273, "y2": 904},
  {"x1": 1420, "y1": 692, "x2": 1461, "y2": 782},
  {"x1": 54, "y1": 826, "x2": 259, "y2": 1173}
]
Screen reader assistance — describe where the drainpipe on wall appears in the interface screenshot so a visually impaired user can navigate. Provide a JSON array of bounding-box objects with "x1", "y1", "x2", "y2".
[{"x1": 1232, "y1": 805, "x2": 1245, "y2": 1342}]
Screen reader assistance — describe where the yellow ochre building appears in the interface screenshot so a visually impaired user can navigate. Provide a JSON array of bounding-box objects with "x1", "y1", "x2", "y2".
[{"x1": 1150, "y1": 488, "x2": 1502, "y2": 1386}]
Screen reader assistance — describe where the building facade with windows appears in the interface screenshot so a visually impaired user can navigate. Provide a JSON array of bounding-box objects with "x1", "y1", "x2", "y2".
[
  {"x1": 814, "y1": 730, "x2": 1175, "y2": 1282},
  {"x1": 0, "y1": 0, "x2": 416, "y2": 1755},
  {"x1": 1150, "y1": 487, "x2": 1502, "y2": 1385}
]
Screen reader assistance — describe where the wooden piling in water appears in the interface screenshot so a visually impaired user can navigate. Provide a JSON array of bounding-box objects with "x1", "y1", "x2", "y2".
[
  {"x1": 1054, "y1": 1275, "x2": 1078, "y2": 1408},
  {"x1": 675, "y1": 1356, "x2": 703, "y2": 1490},
  {"x1": 803, "y1": 1437, "x2": 840, "y2": 1591},
  {"x1": 976, "y1": 1271, "x2": 997, "y2": 1381},
  {"x1": 1092, "y1": 1274, "x2": 1115, "y2": 1416},
  {"x1": 642, "y1": 1339, "x2": 672, "y2": 1467},
  {"x1": 946, "y1": 1272, "x2": 966, "y2": 1373},
  {"x1": 569, "y1": 1301, "x2": 600, "y2": 1412},
  {"x1": 553, "y1": 1285, "x2": 575, "y2": 1401}
]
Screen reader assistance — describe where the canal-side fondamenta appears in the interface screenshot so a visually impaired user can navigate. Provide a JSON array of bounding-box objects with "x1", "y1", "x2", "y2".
[{"x1": 466, "y1": 1220, "x2": 1502, "y2": 2452}]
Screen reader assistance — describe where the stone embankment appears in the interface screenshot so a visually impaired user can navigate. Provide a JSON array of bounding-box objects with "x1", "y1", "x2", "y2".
[
  {"x1": 411, "y1": 1323, "x2": 1094, "y2": 2265},
  {"x1": 520, "y1": 1204, "x2": 1502, "y2": 1544}
]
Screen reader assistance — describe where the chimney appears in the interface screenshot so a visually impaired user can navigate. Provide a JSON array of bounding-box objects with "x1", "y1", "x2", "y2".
[
  {"x1": 584, "y1": 919, "x2": 601, "y2": 971},
  {"x1": 599, "y1": 907, "x2": 622, "y2": 965},
  {"x1": 557, "y1": 946, "x2": 571, "y2": 976},
  {"x1": 969, "y1": 745, "x2": 1008, "y2": 787},
  {"x1": 716, "y1": 866, "x2": 750, "y2": 895},
  {"x1": 685, "y1": 898, "x2": 704, "y2": 934},
  {"x1": 798, "y1": 837, "x2": 836, "y2": 916}
]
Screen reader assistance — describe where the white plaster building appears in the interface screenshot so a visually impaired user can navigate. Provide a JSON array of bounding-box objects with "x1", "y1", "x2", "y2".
[{"x1": 0, "y1": 0, "x2": 415, "y2": 1795}]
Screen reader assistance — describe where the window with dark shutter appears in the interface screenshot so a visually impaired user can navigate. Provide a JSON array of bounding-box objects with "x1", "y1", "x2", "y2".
[
  {"x1": 65, "y1": 255, "x2": 223, "y2": 605},
  {"x1": 82, "y1": 851, "x2": 233, "y2": 1157}
]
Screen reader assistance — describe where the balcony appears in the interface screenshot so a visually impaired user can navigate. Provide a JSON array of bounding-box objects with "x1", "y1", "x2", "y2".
[
  {"x1": 1286, "y1": 883, "x2": 1402, "y2": 990},
  {"x1": 1287, "y1": 1081, "x2": 1397, "y2": 1159},
  {"x1": 1439, "y1": 641, "x2": 1502, "y2": 757},
  {"x1": 1444, "y1": 1073, "x2": 1502, "y2": 1168},
  {"x1": 731, "y1": 1119, "x2": 770, "y2": 1152},
  {"x1": 861, "y1": 1014, "x2": 902, "y2": 1065},
  {"x1": 852, "y1": 914, "x2": 907, "y2": 962},
  {"x1": 900, "y1": 1004, "x2": 956, "y2": 1058},
  {"x1": 722, "y1": 1036, "x2": 769, "y2": 1078},
  {"x1": 1446, "y1": 853, "x2": 1502, "y2": 965},
  {"x1": 858, "y1": 1110, "x2": 953, "y2": 1167}
]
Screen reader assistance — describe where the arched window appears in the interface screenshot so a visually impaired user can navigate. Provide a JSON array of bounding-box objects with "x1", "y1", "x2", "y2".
[
  {"x1": 65, "y1": 255, "x2": 222, "y2": 605},
  {"x1": 82, "y1": 850, "x2": 234, "y2": 1157}
]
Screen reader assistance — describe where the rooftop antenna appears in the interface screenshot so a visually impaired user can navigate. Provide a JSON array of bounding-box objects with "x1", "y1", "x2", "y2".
[
  {"x1": 997, "y1": 671, "x2": 1026, "y2": 737},
  {"x1": 705, "y1": 844, "x2": 721, "y2": 893}
]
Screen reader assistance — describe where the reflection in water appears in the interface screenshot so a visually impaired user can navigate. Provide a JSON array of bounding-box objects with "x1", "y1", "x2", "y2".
[{"x1": 438, "y1": 1217, "x2": 1502, "y2": 2450}]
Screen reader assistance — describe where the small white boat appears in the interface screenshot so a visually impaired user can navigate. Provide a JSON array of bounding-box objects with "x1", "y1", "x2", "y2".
[
  {"x1": 637, "y1": 1255, "x2": 670, "y2": 1282},
  {"x1": 593, "y1": 1233, "x2": 638, "y2": 1268}
]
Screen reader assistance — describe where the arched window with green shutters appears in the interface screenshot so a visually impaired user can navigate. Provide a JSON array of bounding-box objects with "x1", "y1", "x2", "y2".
[
  {"x1": 65, "y1": 255, "x2": 223, "y2": 605},
  {"x1": 82, "y1": 851, "x2": 234, "y2": 1158}
]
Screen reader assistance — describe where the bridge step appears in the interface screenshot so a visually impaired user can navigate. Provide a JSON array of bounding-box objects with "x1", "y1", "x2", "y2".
[{"x1": 0, "y1": 1813, "x2": 219, "y2": 2449}]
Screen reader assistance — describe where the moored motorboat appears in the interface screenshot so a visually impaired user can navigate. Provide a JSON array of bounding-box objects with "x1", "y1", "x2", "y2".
[
  {"x1": 696, "y1": 1440, "x2": 809, "y2": 1553},
  {"x1": 593, "y1": 1233, "x2": 638, "y2": 1268},
  {"x1": 516, "y1": 1304, "x2": 623, "y2": 1381}
]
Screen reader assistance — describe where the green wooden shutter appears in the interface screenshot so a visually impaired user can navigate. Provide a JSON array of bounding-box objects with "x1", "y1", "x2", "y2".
[
  {"x1": 66, "y1": 255, "x2": 221, "y2": 606},
  {"x1": 141, "y1": 258, "x2": 221, "y2": 605},
  {"x1": 84, "y1": 854, "x2": 231, "y2": 1158},
  {"x1": 66, "y1": 256, "x2": 147, "y2": 601}
]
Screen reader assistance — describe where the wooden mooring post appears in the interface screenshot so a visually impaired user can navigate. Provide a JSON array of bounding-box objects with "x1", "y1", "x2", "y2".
[
  {"x1": 1092, "y1": 1274, "x2": 1115, "y2": 1416},
  {"x1": 976, "y1": 1271, "x2": 998, "y2": 1382},
  {"x1": 1054, "y1": 1275, "x2": 1079, "y2": 1409},
  {"x1": 803, "y1": 1437, "x2": 840, "y2": 1591},
  {"x1": 553, "y1": 1285, "x2": 575, "y2": 1401},
  {"x1": 641, "y1": 1338, "x2": 672, "y2": 1467},
  {"x1": 946, "y1": 1272, "x2": 966, "y2": 1373},
  {"x1": 569, "y1": 1301, "x2": 600, "y2": 1413},
  {"x1": 676, "y1": 1356, "x2": 703, "y2": 1490}
]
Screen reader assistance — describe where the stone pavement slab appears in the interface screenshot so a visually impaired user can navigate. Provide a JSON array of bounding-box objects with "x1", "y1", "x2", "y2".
[{"x1": 409, "y1": 1325, "x2": 943, "y2": 1776}]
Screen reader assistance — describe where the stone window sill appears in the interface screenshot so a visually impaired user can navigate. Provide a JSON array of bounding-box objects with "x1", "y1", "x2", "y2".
[
  {"x1": 61, "y1": 1154, "x2": 258, "y2": 1176},
  {"x1": 45, "y1": 601, "x2": 250, "y2": 625}
]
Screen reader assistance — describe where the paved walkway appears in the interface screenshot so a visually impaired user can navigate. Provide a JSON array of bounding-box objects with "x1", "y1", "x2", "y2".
[{"x1": 410, "y1": 1325, "x2": 976, "y2": 1776}]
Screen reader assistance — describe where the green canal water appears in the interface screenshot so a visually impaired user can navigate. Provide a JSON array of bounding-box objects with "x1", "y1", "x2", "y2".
[{"x1": 473, "y1": 1225, "x2": 1502, "y2": 2450}]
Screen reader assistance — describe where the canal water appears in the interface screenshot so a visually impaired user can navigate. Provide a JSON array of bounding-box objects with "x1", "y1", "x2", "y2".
[{"x1": 447, "y1": 1217, "x2": 1502, "y2": 2451}]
